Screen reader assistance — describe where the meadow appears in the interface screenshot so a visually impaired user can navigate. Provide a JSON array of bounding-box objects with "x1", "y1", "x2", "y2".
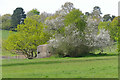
[
  {"x1": 2, "y1": 56, "x2": 118, "y2": 78},
  {"x1": 1, "y1": 30, "x2": 17, "y2": 56}
]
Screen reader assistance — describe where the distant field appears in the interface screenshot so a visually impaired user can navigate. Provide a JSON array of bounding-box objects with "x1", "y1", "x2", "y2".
[
  {"x1": 1, "y1": 30, "x2": 16, "y2": 56},
  {"x1": 0, "y1": 30, "x2": 16, "y2": 40},
  {"x1": 2, "y1": 56, "x2": 118, "y2": 78}
]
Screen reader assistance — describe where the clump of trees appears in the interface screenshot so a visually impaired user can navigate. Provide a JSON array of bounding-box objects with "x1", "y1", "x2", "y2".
[
  {"x1": 3, "y1": 17, "x2": 51, "y2": 58},
  {"x1": 3, "y1": 2, "x2": 119, "y2": 58},
  {"x1": 0, "y1": 7, "x2": 26, "y2": 31},
  {"x1": 46, "y1": 4, "x2": 112, "y2": 57}
]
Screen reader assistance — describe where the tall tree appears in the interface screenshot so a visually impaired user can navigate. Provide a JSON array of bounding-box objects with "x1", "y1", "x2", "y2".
[
  {"x1": 11, "y1": 7, "x2": 26, "y2": 31},
  {"x1": 92, "y1": 6, "x2": 102, "y2": 16},
  {"x1": 85, "y1": 6, "x2": 111, "y2": 53}
]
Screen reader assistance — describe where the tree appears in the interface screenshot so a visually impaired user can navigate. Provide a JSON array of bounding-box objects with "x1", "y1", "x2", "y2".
[
  {"x1": 45, "y1": 2, "x2": 75, "y2": 35},
  {"x1": 109, "y1": 17, "x2": 119, "y2": 41},
  {"x1": 103, "y1": 14, "x2": 115, "y2": 22},
  {"x1": 55, "y1": 2, "x2": 74, "y2": 16},
  {"x1": 84, "y1": 6, "x2": 112, "y2": 53},
  {"x1": 40, "y1": 12, "x2": 53, "y2": 23},
  {"x1": 64, "y1": 9, "x2": 86, "y2": 32},
  {"x1": 3, "y1": 17, "x2": 51, "y2": 59},
  {"x1": 93, "y1": 6, "x2": 102, "y2": 15},
  {"x1": 103, "y1": 14, "x2": 111, "y2": 22},
  {"x1": 98, "y1": 17, "x2": 118, "y2": 42},
  {"x1": 47, "y1": 8, "x2": 88, "y2": 57},
  {"x1": 46, "y1": 4, "x2": 112, "y2": 57},
  {"x1": 1, "y1": 14, "x2": 11, "y2": 30},
  {"x1": 11, "y1": 7, "x2": 26, "y2": 31},
  {"x1": 26, "y1": 8, "x2": 40, "y2": 17},
  {"x1": 85, "y1": 12, "x2": 90, "y2": 17},
  {"x1": 118, "y1": 16, "x2": 120, "y2": 53}
]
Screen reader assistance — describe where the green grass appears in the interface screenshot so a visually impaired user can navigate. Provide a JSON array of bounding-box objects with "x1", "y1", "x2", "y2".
[
  {"x1": 2, "y1": 56, "x2": 118, "y2": 78},
  {"x1": 2, "y1": 51, "x2": 18, "y2": 56},
  {"x1": 0, "y1": 30, "x2": 16, "y2": 40},
  {"x1": 0, "y1": 30, "x2": 10, "y2": 40},
  {"x1": 1, "y1": 30, "x2": 17, "y2": 56}
]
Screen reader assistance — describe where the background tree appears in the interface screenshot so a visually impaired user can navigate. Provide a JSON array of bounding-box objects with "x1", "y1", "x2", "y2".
[
  {"x1": 103, "y1": 14, "x2": 115, "y2": 22},
  {"x1": 47, "y1": 7, "x2": 88, "y2": 57},
  {"x1": 3, "y1": 17, "x2": 51, "y2": 59},
  {"x1": 1, "y1": 14, "x2": 11, "y2": 30},
  {"x1": 98, "y1": 17, "x2": 118, "y2": 42},
  {"x1": 26, "y1": 8, "x2": 40, "y2": 17},
  {"x1": 84, "y1": 6, "x2": 112, "y2": 53},
  {"x1": 92, "y1": 6, "x2": 102, "y2": 16},
  {"x1": 103, "y1": 14, "x2": 111, "y2": 22},
  {"x1": 40, "y1": 12, "x2": 53, "y2": 23},
  {"x1": 11, "y1": 7, "x2": 26, "y2": 31},
  {"x1": 64, "y1": 9, "x2": 86, "y2": 32},
  {"x1": 118, "y1": 16, "x2": 120, "y2": 53},
  {"x1": 85, "y1": 12, "x2": 90, "y2": 17}
]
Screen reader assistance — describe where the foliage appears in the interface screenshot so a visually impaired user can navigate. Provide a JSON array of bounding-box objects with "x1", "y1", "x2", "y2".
[
  {"x1": 98, "y1": 17, "x2": 119, "y2": 41},
  {"x1": 28, "y1": 15, "x2": 41, "y2": 22},
  {"x1": 47, "y1": 7, "x2": 88, "y2": 57},
  {"x1": 103, "y1": 14, "x2": 115, "y2": 22},
  {"x1": 11, "y1": 7, "x2": 26, "y2": 31},
  {"x1": 40, "y1": 12, "x2": 53, "y2": 23},
  {"x1": 3, "y1": 17, "x2": 51, "y2": 59},
  {"x1": 26, "y1": 8, "x2": 40, "y2": 17},
  {"x1": 118, "y1": 17, "x2": 120, "y2": 53},
  {"x1": 1, "y1": 14, "x2": 11, "y2": 30},
  {"x1": 84, "y1": 6, "x2": 112, "y2": 52},
  {"x1": 46, "y1": 3, "x2": 113, "y2": 57},
  {"x1": 64, "y1": 9, "x2": 86, "y2": 32}
]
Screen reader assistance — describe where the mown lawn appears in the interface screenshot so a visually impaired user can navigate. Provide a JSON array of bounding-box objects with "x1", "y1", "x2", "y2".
[{"x1": 2, "y1": 56, "x2": 118, "y2": 78}]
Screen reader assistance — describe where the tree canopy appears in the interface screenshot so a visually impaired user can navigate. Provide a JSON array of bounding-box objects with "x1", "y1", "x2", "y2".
[
  {"x1": 26, "y1": 8, "x2": 40, "y2": 17},
  {"x1": 3, "y1": 17, "x2": 51, "y2": 59},
  {"x1": 1, "y1": 14, "x2": 11, "y2": 30},
  {"x1": 11, "y1": 7, "x2": 26, "y2": 31}
]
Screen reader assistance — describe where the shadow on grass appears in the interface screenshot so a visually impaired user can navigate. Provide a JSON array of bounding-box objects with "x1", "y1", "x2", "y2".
[{"x1": 2, "y1": 54, "x2": 117, "y2": 67}]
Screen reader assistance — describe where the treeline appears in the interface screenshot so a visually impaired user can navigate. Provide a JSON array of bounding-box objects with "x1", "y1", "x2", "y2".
[
  {"x1": 0, "y1": 3, "x2": 115, "y2": 31},
  {"x1": 2, "y1": 2, "x2": 119, "y2": 58}
]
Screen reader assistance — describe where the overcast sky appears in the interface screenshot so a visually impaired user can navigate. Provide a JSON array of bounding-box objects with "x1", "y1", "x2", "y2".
[{"x1": 0, "y1": 0, "x2": 120, "y2": 16}]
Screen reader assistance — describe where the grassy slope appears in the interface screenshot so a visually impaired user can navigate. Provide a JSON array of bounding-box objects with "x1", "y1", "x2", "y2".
[
  {"x1": 1, "y1": 30, "x2": 17, "y2": 56},
  {"x1": 0, "y1": 30, "x2": 10, "y2": 40},
  {"x1": 2, "y1": 56, "x2": 118, "y2": 78}
]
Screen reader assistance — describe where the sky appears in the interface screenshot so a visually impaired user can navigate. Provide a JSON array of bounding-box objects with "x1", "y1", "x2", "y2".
[{"x1": 0, "y1": 0, "x2": 120, "y2": 16}]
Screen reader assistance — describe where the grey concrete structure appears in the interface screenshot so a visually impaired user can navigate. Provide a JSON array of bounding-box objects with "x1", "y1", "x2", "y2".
[{"x1": 37, "y1": 44, "x2": 51, "y2": 58}]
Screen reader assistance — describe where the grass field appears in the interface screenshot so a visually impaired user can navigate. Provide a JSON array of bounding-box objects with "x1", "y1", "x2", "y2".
[
  {"x1": 1, "y1": 30, "x2": 17, "y2": 56},
  {"x1": 0, "y1": 30, "x2": 16, "y2": 40},
  {"x1": 2, "y1": 56, "x2": 118, "y2": 78}
]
